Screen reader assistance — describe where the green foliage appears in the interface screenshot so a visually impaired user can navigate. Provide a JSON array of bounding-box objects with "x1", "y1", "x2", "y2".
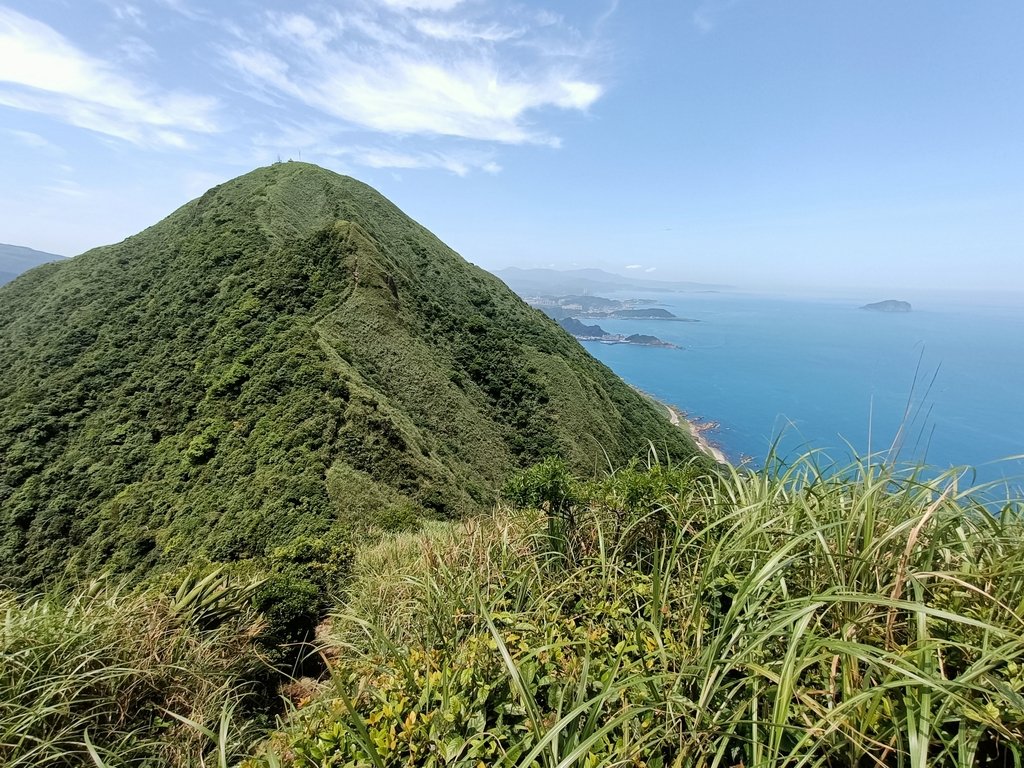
[
  {"x1": 250, "y1": 533, "x2": 357, "y2": 665},
  {"x1": 168, "y1": 567, "x2": 265, "y2": 629},
  {"x1": 0, "y1": 579, "x2": 266, "y2": 767},
  {"x1": 259, "y1": 454, "x2": 1024, "y2": 767},
  {"x1": 502, "y1": 456, "x2": 577, "y2": 513},
  {"x1": 270, "y1": 534, "x2": 354, "y2": 591},
  {"x1": 0, "y1": 162, "x2": 699, "y2": 588},
  {"x1": 253, "y1": 575, "x2": 323, "y2": 651}
]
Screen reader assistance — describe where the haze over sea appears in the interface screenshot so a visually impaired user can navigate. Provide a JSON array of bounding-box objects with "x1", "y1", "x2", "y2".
[{"x1": 581, "y1": 290, "x2": 1024, "y2": 490}]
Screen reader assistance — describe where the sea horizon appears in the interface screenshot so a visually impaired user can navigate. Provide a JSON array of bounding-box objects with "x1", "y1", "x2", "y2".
[{"x1": 580, "y1": 287, "x2": 1024, "y2": 492}]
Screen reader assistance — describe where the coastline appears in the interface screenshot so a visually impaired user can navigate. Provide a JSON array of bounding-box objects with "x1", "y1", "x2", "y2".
[
  {"x1": 634, "y1": 387, "x2": 729, "y2": 464},
  {"x1": 664, "y1": 404, "x2": 729, "y2": 464}
]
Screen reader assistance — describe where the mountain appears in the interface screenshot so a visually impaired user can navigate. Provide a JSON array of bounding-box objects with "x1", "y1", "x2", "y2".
[
  {"x1": 0, "y1": 243, "x2": 65, "y2": 285},
  {"x1": 0, "y1": 162, "x2": 701, "y2": 587},
  {"x1": 557, "y1": 317, "x2": 608, "y2": 336},
  {"x1": 492, "y1": 266, "x2": 726, "y2": 297}
]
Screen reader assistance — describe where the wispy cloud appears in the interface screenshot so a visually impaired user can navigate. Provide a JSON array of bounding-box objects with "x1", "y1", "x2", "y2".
[
  {"x1": 116, "y1": 36, "x2": 158, "y2": 64},
  {"x1": 42, "y1": 178, "x2": 87, "y2": 197},
  {"x1": 336, "y1": 146, "x2": 502, "y2": 176},
  {"x1": 413, "y1": 18, "x2": 524, "y2": 43},
  {"x1": 249, "y1": 121, "x2": 501, "y2": 176},
  {"x1": 266, "y1": 12, "x2": 338, "y2": 50},
  {"x1": 154, "y1": 0, "x2": 208, "y2": 22},
  {"x1": 534, "y1": 10, "x2": 562, "y2": 27},
  {"x1": 692, "y1": 11, "x2": 713, "y2": 34},
  {"x1": 225, "y1": 4, "x2": 604, "y2": 147},
  {"x1": 0, "y1": 8, "x2": 218, "y2": 147},
  {"x1": 692, "y1": 0, "x2": 741, "y2": 34},
  {"x1": 377, "y1": 0, "x2": 466, "y2": 11},
  {"x1": 8, "y1": 129, "x2": 62, "y2": 153},
  {"x1": 110, "y1": 3, "x2": 145, "y2": 28}
]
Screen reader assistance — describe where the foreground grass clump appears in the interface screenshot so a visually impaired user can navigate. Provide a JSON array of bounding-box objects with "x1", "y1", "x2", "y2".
[
  {"x1": 255, "y1": 456, "x2": 1024, "y2": 767},
  {"x1": 0, "y1": 572, "x2": 267, "y2": 767}
]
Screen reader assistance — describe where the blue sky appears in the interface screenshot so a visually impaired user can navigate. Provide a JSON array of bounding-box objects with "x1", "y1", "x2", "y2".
[{"x1": 1, "y1": 0, "x2": 1022, "y2": 293}]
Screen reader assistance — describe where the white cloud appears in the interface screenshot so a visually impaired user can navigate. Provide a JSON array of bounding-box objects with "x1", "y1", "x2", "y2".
[
  {"x1": 8, "y1": 129, "x2": 60, "y2": 152},
  {"x1": 0, "y1": 8, "x2": 218, "y2": 147},
  {"x1": 222, "y1": 2, "x2": 604, "y2": 149},
  {"x1": 155, "y1": 0, "x2": 207, "y2": 22},
  {"x1": 217, "y1": 4, "x2": 609, "y2": 176},
  {"x1": 117, "y1": 36, "x2": 158, "y2": 64},
  {"x1": 535, "y1": 10, "x2": 562, "y2": 27},
  {"x1": 227, "y1": 49, "x2": 290, "y2": 88},
  {"x1": 413, "y1": 19, "x2": 523, "y2": 43},
  {"x1": 43, "y1": 179, "x2": 87, "y2": 197},
  {"x1": 377, "y1": 0, "x2": 466, "y2": 11},
  {"x1": 332, "y1": 145, "x2": 502, "y2": 176},
  {"x1": 111, "y1": 3, "x2": 145, "y2": 27},
  {"x1": 645, "y1": 267, "x2": 657, "y2": 273},
  {"x1": 692, "y1": 0, "x2": 741, "y2": 34},
  {"x1": 692, "y1": 10, "x2": 714, "y2": 34},
  {"x1": 247, "y1": 118, "x2": 502, "y2": 176},
  {"x1": 267, "y1": 12, "x2": 337, "y2": 50},
  {"x1": 229, "y1": 45, "x2": 601, "y2": 145},
  {"x1": 251, "y1": 120, "x2": 340, "y2": 153},
  {"x1": 624, "y1": 264, "x2": 643, "y2": 270}
]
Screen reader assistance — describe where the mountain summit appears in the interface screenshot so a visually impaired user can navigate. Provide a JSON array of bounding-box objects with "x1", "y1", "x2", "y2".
[{"x1": 0, "y1": 162, "x2": 699, "y2": 585}]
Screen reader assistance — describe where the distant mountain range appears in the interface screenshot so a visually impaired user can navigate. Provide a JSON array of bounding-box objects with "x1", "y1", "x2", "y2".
[
  {"x1": 492, "y1": 267, "x2": 727, "y2": 297},
  {"x1": 0, "y1": 243, "x2": 65, "y2": 285}
]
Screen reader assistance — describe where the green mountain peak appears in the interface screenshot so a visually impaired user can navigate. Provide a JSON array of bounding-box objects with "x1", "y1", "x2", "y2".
[{"x1": 0, "y1": 162, "x2": 701, "y2": 586}]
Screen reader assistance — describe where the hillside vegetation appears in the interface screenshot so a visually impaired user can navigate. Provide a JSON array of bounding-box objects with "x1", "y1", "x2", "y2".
[
  {"x1": 3, "y1": 454, "x2": 1020, "y2": 766},
  {"x1": 253, "y1": 455, "x2": 1024, "y2": 767},
  {"x1": 4, "y1": 163, "x2": 1013, "y2": 766},
  {"x1": 0, "y1": 162, "x2": 701, "y2": 587}
]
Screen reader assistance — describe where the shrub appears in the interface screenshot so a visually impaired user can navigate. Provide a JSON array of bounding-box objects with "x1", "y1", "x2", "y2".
[{"x1": 502, "y1": 456, "x2": 577, "y2": 514}]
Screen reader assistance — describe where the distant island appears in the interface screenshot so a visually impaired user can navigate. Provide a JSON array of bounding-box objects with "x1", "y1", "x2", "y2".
[
  {"x1": 608, "y1": 307, "x2": 692, "y2": 320},
  {"x1": 623, "y1": 333, "x2": 677, "y2": 348},
  {"x1": 861, "y1": 299, "x2": 912, "y2": 313},
  {"x1": 529, "y1": 294, "x2": 699, "y2": 322},
  {"x1": 557, "y1": 317, "x2": 678, "y2": 348},
  {"x1": 558, "y1": 317, "x2": 608, "y2": 337}
]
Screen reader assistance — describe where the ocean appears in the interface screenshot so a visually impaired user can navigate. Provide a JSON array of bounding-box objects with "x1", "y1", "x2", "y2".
[{"x1": 579, "y1": 290, "x2": 1024, "y2": 490}]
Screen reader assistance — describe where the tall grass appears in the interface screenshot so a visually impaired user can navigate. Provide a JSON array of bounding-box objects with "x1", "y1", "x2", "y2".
[
  {"x1": 0, "y1": 573, "x2": 267, "y2": 767},
  {"x1": 257, "y1": 453, "x2": 1024, "y2": 767}
]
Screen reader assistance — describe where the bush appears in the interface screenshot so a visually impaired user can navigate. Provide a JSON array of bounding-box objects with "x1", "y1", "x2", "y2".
[
  {"x1": 502, "y1": 456, "x2": 577, "y2": 514},
  {"x1": 253, "y1": 575, "x2": 323, "y2": 651}
]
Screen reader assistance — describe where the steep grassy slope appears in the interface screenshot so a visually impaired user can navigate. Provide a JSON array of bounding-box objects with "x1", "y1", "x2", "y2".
[{"x1": 0, "y1": 162, "x2": 700, "y2": 586}]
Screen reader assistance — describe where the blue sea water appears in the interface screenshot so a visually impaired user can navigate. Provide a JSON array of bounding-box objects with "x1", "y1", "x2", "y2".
[{"x1": 580, "y1": 290, "x2": 1024, "y2": 490}]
